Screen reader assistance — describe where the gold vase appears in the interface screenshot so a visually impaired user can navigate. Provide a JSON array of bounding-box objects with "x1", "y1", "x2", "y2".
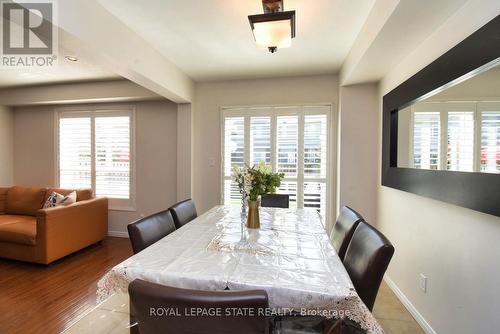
[{"x1": 246, "y1": 200, "x2": 260, "y2": 229}]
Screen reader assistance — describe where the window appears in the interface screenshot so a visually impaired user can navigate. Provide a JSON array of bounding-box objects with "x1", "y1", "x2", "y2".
[
  {"x1": 57, "y1": 106, "x2": 135, "y2": 209},
  {"x1": 59, "y1": 117, "x2": 92, "y2": 188},
  {"x1": 411, "y1": 102, "x2": 499, "y2": 174},
  {"x1": 222, "y1": 105, "x2": 331, "y2": 218},
  {"x1": 250, "y1": 117, "x2": 271, "y2": 165},
  {"x1": 447, "y1": 111, "x2": 474, "y2": 171},
  {"x1": 303, "y1": 113, "x2": 328, "y2": 212},
  {"x1": 412, "y1": 111, "x2": 440, "y2": 170},
  {"x1": 480, "y1": 106, "x2": 500, "y2": 173}
]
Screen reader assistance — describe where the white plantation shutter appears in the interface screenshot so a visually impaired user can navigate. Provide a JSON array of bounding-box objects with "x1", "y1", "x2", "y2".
[
  {"x1": 447, "y1": 111, "x2": 474, "y2": 171},
  {"x1": 480, "y1": 110, "x2": 500, "y2": 173},
  {"x1": 250, "y1": 117, "x2": 271, "y2": 165},
  {"x1": 304, "y1": 182, "x2": 326, "y2": 217},
  {"x1": 59, "y1": 117, "x2": 92, "y2": 189},
  {"x1": 413, "y1": 112, "x2": 440, "y2": 169},
  {"x1": 58, "y1": 108, "x2": 134, "y2": 208},
  {"x1": 277, "y1": 181, "x2": 297, "y2": 208},
  {"x1": 303, "y1": 113, "x2": 328, "y2": 217},
  {"x1": 223, "y1": 117, "x2": 245, "y2": 206},
  {"x1": 304, "y1": 114, "x2": 327, "y2": 178},
  {"x1": 95, "y1": 116, "x2": 130, "y2": 198},
  {"x1": 224, "y1": 179, "x2": 242, "y2": 206},
  {"x1": 222, "y1": 105, "x2": 330, "y2": 219},
  {"x1": 224, "y1": 117, "x2": 245, "y2": 176},
  {"x1": 408, "y1": 102, "x2": 500, "y2": 174},
  {"x1": 276, "y1": 116, "x2": 298, "y2": 177}
]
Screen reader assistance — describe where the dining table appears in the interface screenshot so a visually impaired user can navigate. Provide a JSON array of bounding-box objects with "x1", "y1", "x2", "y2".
[{"x1": 97, "y1": 205, "x2": 383, "y2": 334}]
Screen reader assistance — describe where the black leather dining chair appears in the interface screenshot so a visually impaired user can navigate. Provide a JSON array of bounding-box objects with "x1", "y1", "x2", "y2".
[
  {"x1": 261, "y1": 194, "x2": 289, "y2": 208},
  {"x1": 127, "y1": 210, "x2": 176, "y2": 254},
  {"x1": 343, "y1": 222, "x2": 394, "y2": 311},
  {"x1": 128, "y1": 279, "x2": 270, "y2": 334},
  {"x1": 330, "y1": 206, "x2": 364, "y2": 261},
  {"x1": 169, "y1": 199, "x2": 198, "y2": 229}
]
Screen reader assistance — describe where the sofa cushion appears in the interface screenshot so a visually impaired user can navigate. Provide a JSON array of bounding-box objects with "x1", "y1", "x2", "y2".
[
  {"x1": 0, "y1": 187, "x2": 8, "y2": 214},
  {"x1": 45, "y1": 188, "x2": 93, "y2": 202},
  {"x1": 0, "y1": 215, "x2": 37, "y2": 245},
  {"x1": 5, "y1": 186, "x2": 46, "y2": 216}
]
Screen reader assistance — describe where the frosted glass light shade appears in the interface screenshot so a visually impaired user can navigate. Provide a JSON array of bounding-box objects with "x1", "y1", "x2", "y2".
[{"x1": 252, "y1": 19, "x2": 292, "y2": 49}]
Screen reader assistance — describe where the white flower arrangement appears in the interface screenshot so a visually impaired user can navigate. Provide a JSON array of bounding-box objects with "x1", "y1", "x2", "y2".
[{"x1": 232, "y1": 162, "x2": 284, "y2": 202}]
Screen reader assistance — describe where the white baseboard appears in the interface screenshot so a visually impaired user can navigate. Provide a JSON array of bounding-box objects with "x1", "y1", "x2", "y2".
[
  {"x1": 384, "y1": 275, "x2": 437, "y2": 334},
  {"x1": 107, "y1": 230, "x2": 129, "y2": 238}
]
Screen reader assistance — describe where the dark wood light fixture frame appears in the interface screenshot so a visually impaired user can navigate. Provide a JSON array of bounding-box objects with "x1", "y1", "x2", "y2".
[
  {"x1": 248, "y1": 0, "x2": 296, "y2": 53},
  {"x1": 248, "y1": 10, "x2": 296, "y2": 38},
  {"x1": 382, "y1": 14, "x2": 500, "y2": 217}
]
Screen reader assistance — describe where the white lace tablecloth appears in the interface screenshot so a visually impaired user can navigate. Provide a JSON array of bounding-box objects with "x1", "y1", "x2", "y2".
[{"x1": 97, "y1": 206, "x2": 383, "y2": 333}]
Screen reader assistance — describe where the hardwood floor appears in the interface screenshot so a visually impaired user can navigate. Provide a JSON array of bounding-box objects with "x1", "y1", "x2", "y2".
[{"x1": 0, "y1": 237, "x2": 132, "y2": 334}]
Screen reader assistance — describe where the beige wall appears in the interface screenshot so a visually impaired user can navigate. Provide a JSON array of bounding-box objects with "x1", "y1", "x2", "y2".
[
  {"x1": 177, "y1": 103, "x2": 193, "y2": 201},
  {"x1": 192, "y1": 75, "x2": 339, "y2": 219},
  {"x1": 377, "y1": 4, "x2": 500, "y2": 334},
  {"x1": 13, "y1": 105, "x2": 56, "y2": 187},
  {"x1": 397, "y1": 106, "x2": 412, "y2": 168},
  {"x1": 13, "y1": 100, "x2": 178, "y2": 235},
  {"x1": 338, "y1": 84, "x2": 379, "y2": 225},
  {"x1": 0, "y1": 106, "x2": 14, "y2": 186}
]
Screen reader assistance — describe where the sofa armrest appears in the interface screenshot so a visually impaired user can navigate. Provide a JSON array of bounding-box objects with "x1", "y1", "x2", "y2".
[{"x1": 36, "y1": 197, "x2": 108, "y2": 262}]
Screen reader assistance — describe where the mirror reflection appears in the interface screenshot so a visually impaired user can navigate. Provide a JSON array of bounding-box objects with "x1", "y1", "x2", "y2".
[{"x1": 397, "y1": 62, "x2": 500, "y2": 173}]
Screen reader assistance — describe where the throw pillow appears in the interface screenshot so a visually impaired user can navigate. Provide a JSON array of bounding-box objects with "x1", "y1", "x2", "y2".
[
  {"x1": 43, "y1": 192, "x2": 65, "y2": 208},
  {"x1": 60, "y1": 191, "x2": 77, "y2": 206}
]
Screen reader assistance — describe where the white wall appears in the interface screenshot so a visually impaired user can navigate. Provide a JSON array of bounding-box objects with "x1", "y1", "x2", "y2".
[
  {"x1": 0, "y1": 80, "x2": 161, "y2": 106},
  {"x1": 13, "y1": 100, "x2": 178, "y2": 234},
  {"x1": 193, "y1": 75, "x2": 339, "y2": 217},
  {"x1": 0, "y1": 106, "x2": 14, "y2": 186},
  {"x1": 338, "y1": 84, "x2": 379, "y2": 225},
  {"x1": 427, "y1": 66, "x2": 500, "y2": 101},
  {"x1": 377, "y1": 2, "x2": 500, "y2": 333}
]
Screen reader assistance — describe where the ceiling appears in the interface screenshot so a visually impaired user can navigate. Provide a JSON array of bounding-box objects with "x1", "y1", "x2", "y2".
[
  {"x1": 342, "y1": 0, "x2": 469, "y2": 84},
  {"x1": 96, "y1": 0, "x2": 376, "y2": 82},
  {"x1": 0, "y1": 0, "x2": 480, "y2": 90},
  {"x1": 0, "y1": 29, "x2": 119, "y2": 88}
]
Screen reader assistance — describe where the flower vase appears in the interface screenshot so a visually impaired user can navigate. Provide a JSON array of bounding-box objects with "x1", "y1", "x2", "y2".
[
  {"x1": 241, "y1": 195, "x2": 247, "y2": 222},
  {"x1": 246, "y1": 200, "x2": 260, "y2": 229}
]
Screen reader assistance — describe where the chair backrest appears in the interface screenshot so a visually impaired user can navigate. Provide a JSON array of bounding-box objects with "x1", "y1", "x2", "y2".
[
  {"x1": 260, "y1": 194, "x2": 289, "y2": 208},
  {"x1": 129, "y1": 279, "x2": 270, "y2": 334},
  {"x1": 343, "y1": 222, "x2": 394, "y2": 311},
  {"x1": 330, "y1": 206, "x2": 364, "y2": 261},
  {"x1": 127, "y1": 210, "x2": 176, "y2": 254},
  {"x1": 169, "y1": 199, "x2": 197, "y2": 229}
]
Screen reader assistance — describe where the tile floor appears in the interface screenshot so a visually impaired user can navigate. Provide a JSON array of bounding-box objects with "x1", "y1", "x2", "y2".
[
  {"x1": 372, "y1": 282, "x2": 425, "y2": 334},
  {"x1": 63, "y1": 293, "x2": 130, "y2": 334}
]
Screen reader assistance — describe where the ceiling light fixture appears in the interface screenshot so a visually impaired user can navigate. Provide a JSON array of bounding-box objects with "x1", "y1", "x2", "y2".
[
  {"x1": 248, "y1": 0, "x2": 296, "y2": 53},
  {"x1": 65, "y1": 56, "x2": 78, "y2": 62}
]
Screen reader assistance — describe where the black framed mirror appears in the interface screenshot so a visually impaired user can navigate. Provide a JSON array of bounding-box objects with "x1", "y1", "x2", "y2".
[{"x1": 382, "y1": 14, "x2": 500, "y2": 217}]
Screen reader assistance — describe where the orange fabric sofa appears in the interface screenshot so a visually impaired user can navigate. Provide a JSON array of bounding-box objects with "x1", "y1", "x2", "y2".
[{"x1": 0, "y1": 186, "x2": 108, "y2": 264}]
